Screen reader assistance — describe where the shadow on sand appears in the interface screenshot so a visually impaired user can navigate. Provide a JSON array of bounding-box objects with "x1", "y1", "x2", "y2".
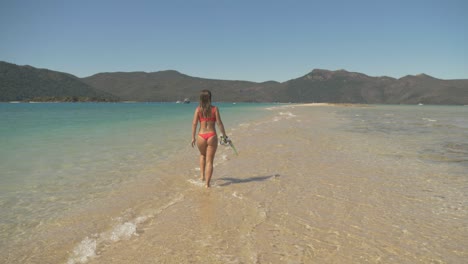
[{"x1": 217, "y1": 174, "x2": 280, "y2": 186}]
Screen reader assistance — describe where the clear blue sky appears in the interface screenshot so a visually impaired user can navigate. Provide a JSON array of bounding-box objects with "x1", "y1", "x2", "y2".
[{"x1": 1, "y1": 0, "x2": 467, "y2": 82}]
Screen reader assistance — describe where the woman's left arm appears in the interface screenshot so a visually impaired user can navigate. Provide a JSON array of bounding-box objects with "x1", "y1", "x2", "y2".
[{"x1": 215, "y1": 107, "x2": 227, "y2": 138}]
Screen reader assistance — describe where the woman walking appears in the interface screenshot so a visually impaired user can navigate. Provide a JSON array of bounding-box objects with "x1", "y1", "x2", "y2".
[{"x1": 191, "y1": 90, "x2": 227, "y2": 188}]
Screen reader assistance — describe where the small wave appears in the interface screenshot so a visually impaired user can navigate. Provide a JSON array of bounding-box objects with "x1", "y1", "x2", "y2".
[
  {"x1": 279, "y1": 111, "x2": 296, "y2": 117},
  {"x1": 67, "y1": 195, "x2": 184, "y2": 264},
  {"x1": 273, "y1": 111, "x2": 296, "y2": 122},
  {"x1": 265, "y1": 105, "x2": 284, "y2": 111},
  {"x1": 109, "y1": 222, "x2": 138, "y2": 242},
  {"x1": 67, "y1": 237, "x2": 97, "y2": 264},
  {"x1": 422, "y1": 118, "x2": 437, "y2": 122},
  {"x1": 67, "y1": 221, "x2": 139, "y2": 264},
  {"x1": 187, "y1": 179, "x2": 205, "y2": 187}
]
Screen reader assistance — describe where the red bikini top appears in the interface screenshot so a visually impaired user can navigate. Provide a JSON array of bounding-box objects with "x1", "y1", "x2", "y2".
[{"x1": 198, "y1": 106, "x2": 217, "y2": 122}]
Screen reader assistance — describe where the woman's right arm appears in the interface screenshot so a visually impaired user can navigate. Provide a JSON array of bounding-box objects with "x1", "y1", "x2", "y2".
[{"x1": 191, "y1": 108, "x2": 199, "y2": 147}]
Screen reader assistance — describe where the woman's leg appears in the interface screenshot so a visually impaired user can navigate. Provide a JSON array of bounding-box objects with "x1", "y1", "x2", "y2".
[
  {"x1": 199, "y1": 155, "x2": 206, "y2": 181},
  {"x1": 197, "y1": 137, "x2": 207, "y2": 181},
  {"x1": 204, "y1": 135, "x2": 218, "y2": 188}
]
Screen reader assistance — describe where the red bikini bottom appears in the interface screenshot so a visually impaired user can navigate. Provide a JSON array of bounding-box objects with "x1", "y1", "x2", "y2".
[{"x1": 198, "y1": 132, "x2": 216, "y2": 141}]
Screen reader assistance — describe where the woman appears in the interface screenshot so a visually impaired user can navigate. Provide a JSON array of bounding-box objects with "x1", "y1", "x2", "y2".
[{"x1": 191, "y1": 90, "x2": 227, "y2": 188}]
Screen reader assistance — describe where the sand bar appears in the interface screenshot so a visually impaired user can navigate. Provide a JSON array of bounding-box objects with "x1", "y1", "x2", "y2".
[{"x1": 73, "y1": 104, "x2": 466, "y2": 263}]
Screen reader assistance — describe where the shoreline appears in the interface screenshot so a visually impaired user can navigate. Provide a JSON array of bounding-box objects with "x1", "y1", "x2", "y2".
[
  {"x1": 3, "y1": 104, "x2": 466, "y2": 263},
  {"x1": 81, "y1": 105, "x2": 466, "y2": 263},
  {"x1": 292, "y1": 102, "x2": 373, "y2": 107}
]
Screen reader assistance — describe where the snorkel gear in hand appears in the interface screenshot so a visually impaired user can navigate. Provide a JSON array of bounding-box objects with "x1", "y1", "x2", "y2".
[
  {"x1": 220, "y1": 135, "x2": 230, "y2": 146},
  {"x1": 220, "y1": 136, "x2": 238, "y2": 155}
]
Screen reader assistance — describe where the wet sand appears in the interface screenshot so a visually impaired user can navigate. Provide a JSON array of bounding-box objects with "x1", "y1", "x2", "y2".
[{"x1": 75, "y1": 105, "x2": 466, "y2": 263}]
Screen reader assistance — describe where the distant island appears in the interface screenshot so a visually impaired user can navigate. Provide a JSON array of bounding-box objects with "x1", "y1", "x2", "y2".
[{"x1": 1, "y1": 61, "x2": 467, "y2": 104}]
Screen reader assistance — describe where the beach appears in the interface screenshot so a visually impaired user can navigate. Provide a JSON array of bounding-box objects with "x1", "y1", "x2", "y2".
[
  {"x1": 79, "y1": 104, "x2": 467, "y2": 263},
  {"x1": 1, "y1": 103, "x2": 467, "y2": 263}
]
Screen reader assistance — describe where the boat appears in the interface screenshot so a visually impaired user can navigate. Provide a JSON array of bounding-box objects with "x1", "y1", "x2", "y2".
[{"x1": 183, "y1": 98, "x2": 190, "y2": 104}]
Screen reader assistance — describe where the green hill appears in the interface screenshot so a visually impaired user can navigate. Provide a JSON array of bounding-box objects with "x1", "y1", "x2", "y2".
[
  {"x1": 82, "y1": 71, "x2": 282, "y2": 102},
  {"x1": 0, "y1": 61, "x2": 118, "y2": 102},
  {"x1": 1, "y1": 61, "x2": 466, "y2": 104},
  {"x1": 83, "y1": 68, "x2": 468, "y2": 104}
]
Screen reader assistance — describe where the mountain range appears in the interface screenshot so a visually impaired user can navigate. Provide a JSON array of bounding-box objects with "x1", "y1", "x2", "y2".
[{"x1": 1, "y1": 61, "x2": 467, "y2": 104}]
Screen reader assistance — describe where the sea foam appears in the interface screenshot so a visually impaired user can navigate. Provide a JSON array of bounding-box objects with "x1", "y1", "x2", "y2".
[
  {"x1": 67, "y1": 194, "x2": 184, "y2": 264},
  {"x1": 67, "y1": 237, "x2": 97, "y2": 264},
  {"x1": 109, "y1": 222, "x2": 138, "y2": 242},
  {"x1": 187, "y1": 179, "x2": 205, "y2": 187}
]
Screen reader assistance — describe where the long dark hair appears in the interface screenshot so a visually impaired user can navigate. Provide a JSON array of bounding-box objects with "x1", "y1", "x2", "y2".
[{"x1": 199, "y1": 89, "x2": 212, "y2": 118}]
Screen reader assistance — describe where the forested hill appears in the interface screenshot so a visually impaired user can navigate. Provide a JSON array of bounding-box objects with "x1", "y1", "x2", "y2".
[
  {"x1": 280, "y1": 69, "x2": 468, "y2": 105},
  {"x1": 82, "y1": 71, "x2": 282, "y2": 102},
  {"x1": 0, "y1": 61, "x2": 118, "y2": 102},
  {"x1": 1, "y1": 61, "x2": 467, "y2": 104},
  {"x1": 82, "y1": 69, "x2": 468, "y2": 105}
]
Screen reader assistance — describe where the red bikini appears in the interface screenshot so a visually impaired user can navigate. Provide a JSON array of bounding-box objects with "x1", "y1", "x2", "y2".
[
  {"x1": 198, "y1": 106, "x2": 217, "y2": 141},
  {"x1": 198, "y1": 132, "x2": 216, "y2": 140},
  {"x1": 198, "y1": 106, "x2": 217, "y2": 122}
]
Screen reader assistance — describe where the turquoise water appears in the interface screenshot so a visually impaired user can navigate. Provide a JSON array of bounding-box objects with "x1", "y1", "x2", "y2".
[
  {"x1": 0, "y1": 102, "x2": 275, "y2": 262},
  {"x1": 1, "y1": 103, "x2": 466, "y2": 263}
]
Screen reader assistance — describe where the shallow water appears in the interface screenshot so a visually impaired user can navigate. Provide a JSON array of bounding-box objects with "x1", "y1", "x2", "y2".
[
  {"x1": 84, "y1": 104, "x2": 467, "y2": 263},
  {"x1": 1, "y1": 103, "x2": 467, "y2": 263},
  {"x1": 337, "y1": 105, "x2": 468, "y2": 170},
  {"x1": 0, "y1": 102, "x2": 273, "y2": 263}
]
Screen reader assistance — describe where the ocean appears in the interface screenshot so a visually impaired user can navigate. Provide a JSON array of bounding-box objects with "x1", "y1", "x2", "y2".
[
  {"x1": 0, "y1": 102, "x2": 274, "y2": 263},
  {"x1": 0, "y1": 103, "x2": 467, "y2": 263}
]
